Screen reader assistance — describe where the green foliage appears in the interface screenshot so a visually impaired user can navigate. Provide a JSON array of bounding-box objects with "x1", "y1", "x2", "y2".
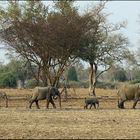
[
  {"x1": 25, "y1": 79, "x2": 38, "y2": 88},
  {"x1": 60, "y1": 79, "x2": 117, "y2": 89},
  {"x1": 7, "y1": 1, "x2": 21, "y2": 19},
  {"x1": 129, "y1": 68, "x2": 140, "y2": 81},
  {"x1": 0, "y1": 72, "x2": 17, "y2": 88},
  {"x1": 0, "y1": 58, "x2": 36, "y2": 88},
  {"x1": 25, "y1": 78, "x2": 43, "y2": 88},
  {"x1": 96, "y1": 81, "x2": 116, "y2": 89},
  {"x1": 0, "y1": 63, "x2": 18, "y2": 87},
  {"x1": 60, "y1": 80, "x2": 117, "y2": 89},
  {"x1": 130, "y1": 79, "x2": 140, "y2": 84},
  {"x1": 113, "y1": 70, "x2": 128, "y2": 82},
  {"x1": 69, "y1": 81, "x2": 89, "y2": 88},
  {"x1": 54, "y1": 0, "x2": 75, "y2": 14},
  {"x1": 67, "y1": 66, "x2": 78, "y2": 81},
  {"x1": 6, "y1": 59, "x2": 26, "y2": 81},
  {"x1": 60, "y1": 80, "x2": 89, "y2": 88}
]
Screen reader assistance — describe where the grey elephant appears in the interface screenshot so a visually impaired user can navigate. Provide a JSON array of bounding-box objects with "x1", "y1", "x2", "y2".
[
  {"x1": 117, "y1": 84, "x2": 140, "y2": 109},
  {"x1": 0, "y1": 92, "x2": 8, "y2": 108},
  {"x1": 84, "y1": 96, "x2": 99, "y2": 109},
  {"x1": 29, "y1": 86, "x2": 61, "y2": 109}
]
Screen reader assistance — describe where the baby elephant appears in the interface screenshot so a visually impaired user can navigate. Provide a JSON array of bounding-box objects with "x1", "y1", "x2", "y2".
[{"x1": 84, "y1": 96, "x2": 99, "y2": 109}]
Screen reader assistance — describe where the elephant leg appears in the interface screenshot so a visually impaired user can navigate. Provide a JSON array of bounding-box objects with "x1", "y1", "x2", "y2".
[
  {"x1": 46, "y1": 99, "x2": 50, "y2": 109},
  {"x1": 84, "y1": 104, "x2": 88, "y2": 109},
  {"x1": 132, "y1": 99, "x2": 139, "y2": 109},
  {"x1": 84, "y1": 104, "x2": 86, "y2": 109},
  {"x1": 35, "y1": 100, "x2": 40, "y2": 109},
  {"x1": 50, "y1": 99, "x2": 56, "y2": 109},
  {"x1": 6, "y1": 99, "x2": 8, "y2": 108},
  {"x1": 29, "y1": 100, "x2": 34, "y2": 109},
  {"x1": 119, "y1": 100, "x2": 125, "y2": 109},
  {"x1": 89, "y1": 104, "x2": 92, "y2": 109},
  {"x1": 4, "y1": 96, "x2": 8, "y2": 108},
  {"x1": 93, "y1": 103, "x2": 96, "y2": 109},
  {"x1": 97, "y1": 102, "x2": 99, "y2": 108},
  {"x1": 121, "y1": 101, "x2": 125, "y2": 109},
  {"x1": 58, "y1": 96, "x2": 61, "y2": 109}
]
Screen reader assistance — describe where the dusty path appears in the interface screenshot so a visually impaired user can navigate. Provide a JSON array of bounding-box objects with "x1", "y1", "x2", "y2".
[{"x1": 0, "y1": 108, "x2": 140, "y2": 139}]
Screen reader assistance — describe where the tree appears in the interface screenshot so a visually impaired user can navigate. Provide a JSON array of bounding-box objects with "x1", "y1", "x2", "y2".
[
  {"x1": 113, "y1": 69, "x2": 128, "y2": 82},
  {"x1": 73, "y1": 60, "x2": 89, "y2": 81},
  {"x1": 67, "y1": 66, "x2": 78, "y2": 81},
  {"x1": 0, "y1": 0, "x2": 85, "y2": 87},
  {"x1": 77, "y1": 2, "x2": 130, "y2": 95},
  {"x1": 0, "y1": 61, "x2": 18, "y2": 88},
  {"x1": 0, "y1": 71, "x2": 17, "y2": 88},
  {"x1": 0, "y1": 57, "x2": 36, "y2": 88}
]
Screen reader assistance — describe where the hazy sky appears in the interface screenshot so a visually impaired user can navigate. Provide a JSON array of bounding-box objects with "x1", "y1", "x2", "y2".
[{"x1": 0, "y1": 1, "x2": 140, "y2": 64}]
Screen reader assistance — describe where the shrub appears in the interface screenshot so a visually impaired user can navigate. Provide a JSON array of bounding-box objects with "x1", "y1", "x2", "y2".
[
  {"x1": 130, "y1": 79, "x2": 140, "y2": 84},
  {"x1": 67, "y1": 66, "x2": 78, "y2": 81},
  {"x1": 113, "y1": 70, "x2": 128, "y2": 82},
  {"x1": 96, "y1": 81, "x2": 116, "y2": 89},
  {"x1": 25, "y1": 79, "x2": 38, "y2": 88},
  {"x1": 0, "y1": 72, "x2": 17, "y2": 88},
  {"x1": 60, "y1": 80, "x2": 117, "y2": 89},
  {"x1": 60, "y1": 80, "x2": 89, "y2": 88}
]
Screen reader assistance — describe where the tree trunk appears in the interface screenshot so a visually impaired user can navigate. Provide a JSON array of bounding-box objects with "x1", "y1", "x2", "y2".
[
  {"x1": 89, "y1": 62, "x2": 97, "y2": 96},
  {"x1": 52, "y1": 76, "x2": 60, "y2": 88}
]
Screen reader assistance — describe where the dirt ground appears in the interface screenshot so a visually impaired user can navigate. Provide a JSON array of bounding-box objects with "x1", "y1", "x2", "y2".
[{"x1": 0, "y1": 88, "x2": 140, "y2": 139}]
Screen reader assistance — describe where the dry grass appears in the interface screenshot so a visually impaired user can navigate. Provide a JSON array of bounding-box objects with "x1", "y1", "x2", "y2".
[
  {"x1": 0, "y1": 88, "x2": 140, "y2": 139},
  {"x1": 0, "y1": 87, "x2": 117, "y2": 97}
]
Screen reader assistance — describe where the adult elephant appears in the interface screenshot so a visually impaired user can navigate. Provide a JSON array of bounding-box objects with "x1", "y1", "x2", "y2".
[
  {"x1": 29, "y1": 86, "x2": 61, "y2": 109},
  {"x1": 117, "y1": 84, "x2": 140, "y2": 109}
]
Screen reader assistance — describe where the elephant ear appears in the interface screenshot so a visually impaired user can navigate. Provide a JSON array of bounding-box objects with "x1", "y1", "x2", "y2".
[
  {"x1": 46, "y1": 86, "x2": 52, "y2": 99},
  {"x1": 54, "y1": 87, "x2": 60, "y2": 96},
  {"x1": 50, "y1": 87, "x2": 56, "y2": 96}
]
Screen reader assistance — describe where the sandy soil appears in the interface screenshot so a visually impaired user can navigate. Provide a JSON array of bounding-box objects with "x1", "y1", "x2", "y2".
[{"x1": 0, "y1": 88, "x2": 140, "y2": 139}]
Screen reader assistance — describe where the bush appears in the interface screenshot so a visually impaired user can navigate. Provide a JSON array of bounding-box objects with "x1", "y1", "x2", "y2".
[
  {"x1": 67, "y1": 66, "x2": 78, "y2": 81},
  {"x1": 0, "y1": 72, "x2": 17, "y2": 88},
  {"x1": 113, "y1": 70, "x2": 128, "y2": 82},
  {"x1": 130, "y1": 79, "x2": 140, "y2": 84},
  {"x1": 60, "y1": 80, "x2": 117, "y2": 89},
  {"x1": 60, "y1": 81, "x2": 89, "y2": 88},
  {"x1": 25, "y1": 79, "x2": 38, "y2": 88},
  {"x1": 25, "y1": 79, "x2": 117, "y2": 89},
  {"x1": 96, "y1": 81, "x2": 116, "y2": 89}
]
